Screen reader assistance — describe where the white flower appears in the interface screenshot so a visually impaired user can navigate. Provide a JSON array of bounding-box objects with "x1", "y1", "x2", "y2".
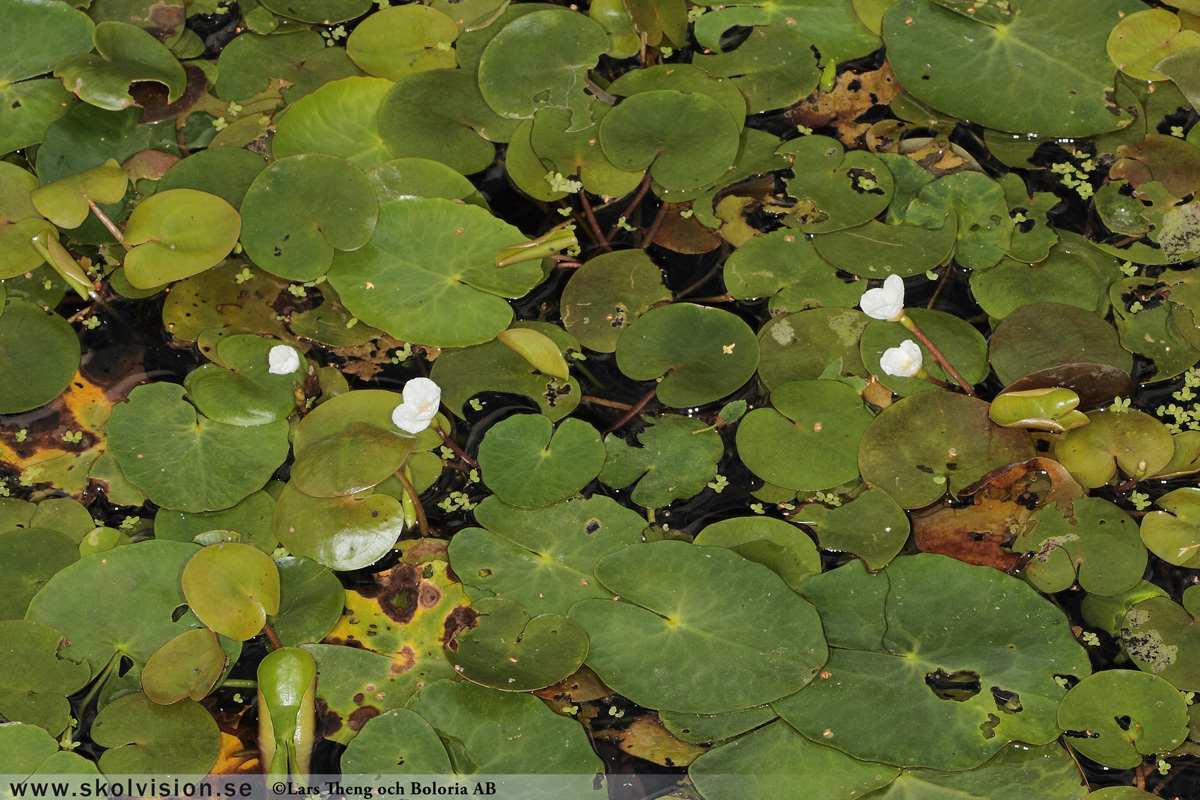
[
  {"x1": 267, "y1": 345, "x2": 301, "y2": 375},
  {"x1": 859, "y1": 274, "x2": 906, "y2": 321},
  {"x1": 879, "y1": 339, "x2": 923, "y2": 378},
  {"x1": 392, "y1": 377, "x2": 441, "y2": 434}
]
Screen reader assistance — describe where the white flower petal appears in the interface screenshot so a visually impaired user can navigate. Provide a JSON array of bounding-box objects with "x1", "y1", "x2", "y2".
[
  {"x1": 267, "y1": 345, "x2": 301, "y2": 375},
  {"x1": 859, "y1": 274, "x2": 906, "y2": 321},
  {"x1": 393, "y1": 378, "x2": 442, "y2": 434},
  {"x1": 392, "y1": 403, "x2": 432, "y2": 434},
  {"x1": 879, "y1": 339, "x2": 923, "y2": 378}
]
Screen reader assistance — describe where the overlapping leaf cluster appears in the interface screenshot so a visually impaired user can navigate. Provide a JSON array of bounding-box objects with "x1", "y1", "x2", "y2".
[{"x1": 3, "y1": 0, "x2": 1200, "y2": 796}]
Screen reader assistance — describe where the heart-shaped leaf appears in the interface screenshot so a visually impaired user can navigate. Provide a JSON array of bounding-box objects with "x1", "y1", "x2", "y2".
[{"x1": 182, "y1": 543, "x2": 280, "y2": 641}]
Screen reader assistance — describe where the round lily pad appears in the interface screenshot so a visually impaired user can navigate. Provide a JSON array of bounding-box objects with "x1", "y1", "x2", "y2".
[
  {"x1": 30, "y1": 158, "x2": 127, "y2": 229},
  {"x1": 0, "y1": 620, "x2": 90, "y2": 736},
  {"x1": 267, "y1": 557, "x2": 345, "y2": 647},
  {"x1": 689, "y1": 719, "x2": 899, "y2": 800},
  {"x1": 241, "y1": 154, "x2": 378, "y2": 281},
  {"x1": 616, "y1": 303, "x2": 759, "y2": 407},
  {"x1": 1057, "y1": 670, "x2": 1189, "y2": 768},
  {"x1": 990, "y1": 304, "x2": 1134, "y2": 388},
  {"x1": 971, "y1": 233, "x2": 1122, "y2": 319},
  {"x1": 184, "y1": 335, "x2": 303, "y2": 427},
  {"x1": 859, "y1": 391, "x2": 1035, "y2": 509},
  {"x1": 213, "y1": 30, "x2": 362, "y2": 103},
  {"x1": 0, "y1": 527, "x2": 78, "y2": 620},
  {"x1": 737, "y1": 380, "x2": 874, "y2": 491},
  {"x1": 122, "y1": 189, "x2": 242, "y2": 289},
  {"x1": 477, "y1": 9, "x2": 608, "y2": 127},
  {"x1": 107, "y1": 383, "x2": 291, "y2": 513},
  {"x1": 91, "y1": 693, "x2": 220, "y2": 774},
  {"x1": 1054, "y1": 410, "x2": 1174, "y2": 488},
  {"x1": 477, "y1": 414, "x2": 605, "y2": 507},
  {"x1": 367, "y1": 157, "x2": 489, "y2": 206},
  {"x1": 446, "y1": 596, "x2": 589, "y2": 692},
  {"x1": 181, "y1": 543, "x2": 280, "y2": 641},
  {"x1": 0, "y1": 162, "x2": 57, "y2": 279},
  {"x1": 1122, "y1": 596, "x2": 1200, "y2": 691},
  {"x1": 430, "y1": 330, "x2": 580, "y2": 422},
  {"x1": 724, "y1": 229, "x2": 863, "y2": 313},
  {"x1": 883, "y1": 0, "x2": 1135, "y2": 137},
  {"x1": 811, "y1": 217, "x2": 959, "y2": 279},
  {"x1": 793, "y1": 488, "x2": 910, "y2": 570},
  {"x1": 693, "y1": 517, "x2": 821, "y2": 589},
  {"x1": 328, "y1": 198, "x2": 543, "y2": 348},
  {"x1": 273, "y1": 77, "x2": 395, "y2": 171},
  {"x1": 0, "y1": 299, "x2": 80, "y2": 414},
  {"x1": 258, "y1": 0, "x2": 372, "y2": 24},
  {"x1": 569, "y1": 540, "x2": 828, "y2": 713},
  {"x1": 601, "y1": 90, "x2": 741, "y2": 191},
  {"x1": 904, "y1": 171, "x2": 1013, "y2": 269},
  {"x1": 1141, "y1": 487, "x2": 1200, "y2": 568},
  {"x1": 140, "y1": 628, "x2": 225, "y2": 705},
  {"x1": 273, "y1": 482, "x2": 405, "y2": 572},
  {"x1": 1107, "y1": 8, "x2": 1200, "y2": 82},
  {"x1": 54, "y1": 21, "x2": 186, "y2": 112},
  {"x1": 776, "y1": 554, "x2": 1091, "y2": 770},
  {"x1": 560, "y1": 249, "x2": 671, "y2": 353},
  {"x1": 778, "y1": 135, "x2": 894, "y2": 234},
  {"x1": 405, "y1": 679, "x2": 602, "y2": 776},
  {"x1": 157, "y1": 148, "x2": 268, "y2": 210},
  {"x1": 24, "y1": 541, "x2": 204, "y2": 688},
  {"x1": 346, "y1": 4, "x2": 458, "y2": 81},
  {"x1": 757, "y1": 308, "x2": 871, "y2": 389},
  {"x1": 154, "y1": 490, "x2": 278, "y2": 553},
  {"x1": 1012, "y1": 496, "x2": 1146, "y2": 596},
  {"x1": 340, "y1": 708, "x2": 453, "y2": 776},
  {"x1": 692, "y1": 18, "x2": 821, "y2": 113},
  {"x1": 377, "y1": 70, "x2": 514, "y2": 176},
  {"x1": 446, "y1": 495, "x2": 647, "y2": 616},
  {"x1": 599, "y1": 415, "x2": 723, "y2": 509},
  {"x1": 0, "y1": 722, "x2": 60, "y2": 775}
]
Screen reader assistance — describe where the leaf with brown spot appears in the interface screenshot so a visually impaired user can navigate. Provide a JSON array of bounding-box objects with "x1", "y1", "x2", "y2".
[
  {"x1": 785, "y1": 65, "x2": 900, "y2": 147},
  {"x1": 307, "y1": 561, "x2": 469, "y2": 745},
  {"x1": 912, "y1": 458, "x2": 1084, "y2": 571}
]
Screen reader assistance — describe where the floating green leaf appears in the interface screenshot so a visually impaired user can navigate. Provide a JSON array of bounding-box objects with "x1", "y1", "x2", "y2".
[
  {"x1": 0, "y1": 299, "x2": 81, "y2": 414},
  {"x1": 776, "y1": 554, "x2": 1090, "y2": 770},
  {"x1": 883, "y1": 0, "x2": 1137, "y2": 137},
  {"x1": 446, "y1": 596, "x2": 589, "y2": 692},
  {"x1": 601, "y1": 91, "x2": 741, "y2": 191},
  {"x1": 1122, "y1": 596, "x2": 1200, "y2": 691},
  {"x1": 478, "y1": 414, "x2": 605, "y2": 507},
  {"x1": 340, "y1": 708, "x2": 453, "y2": 775},
  {"x1": 328, "y1": 198, "x2": 541, "y2": 348},
  {"x1": 1057, "y1": 670, "x2": 1188, "y2": 768},
  {"x1": 0, "y1": 527, "x2": 78, "y2": 620},
  {"x1": 616, "y1": 303, "x2": 759, "y2": 407},
  {"x1": 570, "y1": 540, "x2": 827, "y2": 713},
  {"x1": 268, "y1": 556, "x2": 345, "y2": 647},
  {"x1": 30, "y1": 158, "x2": 127, "y2": 230},
  {"x1": 1012, "y1": 496, "x2": 1146, "y2": 596},
  {"x1": 91, "y1": 693, "x2": 220, "y2": 774},
  {"x1": 274, "y1": 482, "x2": 405, "y2": 572},
  {"x1": 1055, "y1": 410, "x2": 1174, "y2": 488},
  {"x1": 561, "y1": 250, "x2": 671, "y2": 353},
  {"x1": 724, "y1": 230, "x2": 862, "y2": 313},
  {"x1": 1141, "y1": 487, "x2": 1200, "y2": 567},
  {"x1": 346, "y1": 5, "x2": 459, "y2": 81},
  {"x1": 794, "y1": 489, "x2": 910, "y2": 570},
  {"x1": 448, "y1": 495, "x2": 646, "y2": 616},
  {"x1": 240, "y1": 155, "x2": 377, "y2": 282},
  {"x1": 738, "y1": 380, "x2": 874, "y2": 491},
  {"x1": 861, "y1": 309, "x2": 988, "y2": 396},
  {"x1": 600, "y1": 415, "x2": 723, "y2": 509},
  {"x1": 0, "y1": 620, "x2": 90, "y2": 735},
  {"x1": 989, "y1": 303, "x2": 1133, "y2": 387},
  {"x1": 756, "y1": 308, "x2": 870, "y2": 389},
  {"x1": 181, "y1": 543, "x2": 279, "y2": 641},
  {"x1": 779, "y1": 136, "x2": 894, "y2": 234},
  {"x1": 122, "y1": 189, "x2": 242, "y2": 289},
  {"x1": 55, "y1": 22, "x2": 186, "y2": 112},
  {"x1": 273, "y1": 77, "x2": 394, "y2": 171},
  {"x1": 693, "y1": 517, "x2": 821, "y2": 589},
  {"x1": 140, "y1": 628, "x2": 225, "y2": 705}
]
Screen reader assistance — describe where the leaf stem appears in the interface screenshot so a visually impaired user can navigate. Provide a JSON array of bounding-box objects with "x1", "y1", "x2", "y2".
[
  {"x1": 605, "y1": 173, "x2": 653, "y2": 238},
  {"x1": 261, "y1": 622, "x2": 283, "y2": 651},
  {"x1": 602, "y1": 386, "x2": 657, "y2": 434},
  {"x1": 395, "y1": 467, "x2": 429, "y2": 538},
  {"x1": 900, "y1": 314, "x2": 977, "y2": 397},
  {"x1": 87, "y1": 199, "x2": 130, "y2": 251},
  {"x1": 75, "y1": 651, "x2": 121, "y2": 715},
  {"x1": 435, "y1": 421, "x2": 478, "y2": 469},
  {"x1": 641, "y1": 202, "x2": 669, "y2": 249},
  {"x1": 577, "y1": 188, "x2": 612, "y2": 252}
]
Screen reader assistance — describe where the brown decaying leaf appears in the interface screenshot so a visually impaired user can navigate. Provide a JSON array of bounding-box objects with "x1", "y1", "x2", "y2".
[
  {"x1": 912, "y1": 457, "x2": 1084, "y2": 571},
  {"x1": 593, "y1": 716, "x2": 707, "y2": 768},
  {"x1": 785, "y1": 65, "x2": 900, "y2": 147}
]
